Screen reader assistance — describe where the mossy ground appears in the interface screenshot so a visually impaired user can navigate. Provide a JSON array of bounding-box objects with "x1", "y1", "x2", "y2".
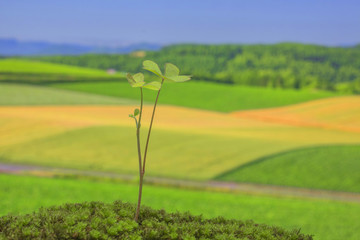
[{"x1": 0, "y1": 201, "x2": 312, "y2": 240}]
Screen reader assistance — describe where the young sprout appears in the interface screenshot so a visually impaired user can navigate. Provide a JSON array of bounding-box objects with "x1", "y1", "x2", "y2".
[{"x1": 126, "y1": 60, "x2": 191, "y2": 222}]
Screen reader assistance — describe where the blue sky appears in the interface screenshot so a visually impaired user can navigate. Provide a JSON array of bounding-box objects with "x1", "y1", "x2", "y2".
[{"x1": 0, "y1": 0, "x2": 359, "y2": 46}]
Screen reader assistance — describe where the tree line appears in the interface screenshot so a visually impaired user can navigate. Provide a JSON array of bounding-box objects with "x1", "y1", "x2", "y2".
[{"x1": 27, "y1": 43, "x2": 360, "y2": 93}]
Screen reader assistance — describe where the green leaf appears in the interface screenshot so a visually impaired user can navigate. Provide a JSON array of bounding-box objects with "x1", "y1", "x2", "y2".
[
  {"x1": 164, "y1": 63, "x2": 179, "y2": 77},
  {"x1": 134, "y1": 108, "x2": 140, "y2": 116},
  {"x1": 132, "y1": 82, "x2": 146, "y2": 87},
  {"x1": 143, "y1": 60, "x2": 162, "y2": 77},
  {"x1": 165, "y1": 75, "x2": 191, "y2": 82},
  {"x1": 126, "y1": 73, "x2": 136, "y2": 86},
  {"x1": 127, "y1": 73, "x2": 145, "y2": 87},
  {"x1": 143, "y1": 81, "x2": 161, "y2": 91},
  {"x1": 132, "y1": 73, "x2": 144, "y2": 83}
]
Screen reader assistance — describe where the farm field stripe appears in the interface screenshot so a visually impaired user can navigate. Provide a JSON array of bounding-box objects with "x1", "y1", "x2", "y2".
[
  {"x1": 232, "y1": 96, "x2": 360, "y2": 133},
  {"x1": 1, "y1": 105, "x2": 360, "y2": 180},
  {"x1": 1, "y1": 124, "x2": 360, "y2": 182},
  {"x1": 1, "y1": 163, "x2": 360, "y2": 203},
  {"x1": 50, "y1": 81, "x2": 342, "y2": 112},
  {"x1": 0, "y1": 59, "x2": 123, "y2": 77},
  {"x1": 0, "y1": 105, "x2": 284, "y2": 134},
  {"x1": 0, "y1": 83, "x2": 137, "y2": 106},
  {"x1": 1, "y1": 96, "x2": 360, "y2": 134}
]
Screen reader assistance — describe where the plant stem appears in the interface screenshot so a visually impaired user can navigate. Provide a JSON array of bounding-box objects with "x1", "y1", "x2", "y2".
[
  {"x1": 142, "y1": 78, "x2": 164, "y2": 174},
  {"x1": 134, "y1": 88, "x2": 143, "y2": 222}
]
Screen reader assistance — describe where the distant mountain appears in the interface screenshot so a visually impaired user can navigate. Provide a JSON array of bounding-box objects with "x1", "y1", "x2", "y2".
[{"x1": 0, "y1": 38, "x2": 162, "y2": 56}]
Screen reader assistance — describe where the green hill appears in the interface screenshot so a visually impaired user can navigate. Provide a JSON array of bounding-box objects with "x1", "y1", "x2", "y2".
[
  {"x1": 216, "y1": 145, "x2": 360, "y2": 192},
  {"x1": 50, "y1": 81, "x2": 341, "y2": 112}
]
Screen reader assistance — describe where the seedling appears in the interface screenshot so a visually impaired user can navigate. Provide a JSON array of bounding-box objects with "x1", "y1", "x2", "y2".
[{"x1": 127, "y1": 60, "x2": 191, "y2": 221}]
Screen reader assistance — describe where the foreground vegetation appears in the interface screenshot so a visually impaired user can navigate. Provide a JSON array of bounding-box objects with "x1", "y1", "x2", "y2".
[
  {"x1": 217, "y1": 145, "x2": 360, "y2": 192},
  {"x1": 1, "y1": 174, "x2": 359, "y2": 240},
  {"x1": 50, "y1": 81, "x2": 341, "y2": 112},
  {"x1": 0, "y1": 201, "x2": 312, "y2": 240},
  {"x1": 29, "y1": 43, "x2": 360, "y2": 92}
]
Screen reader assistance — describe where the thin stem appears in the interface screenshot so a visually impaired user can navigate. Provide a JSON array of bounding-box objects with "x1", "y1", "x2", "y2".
[
  {"x1": 136, "y1": 88, "x2": 143, "y2": 176},
  {"x1": 134, "y1": 88, "x2": 143, "y2": 222},
  {"x1": 138, "y1": 88, "x2": 143, "y2": 128},
  {"x1": 134, "y1": 174, "x2": 143, "y2": 222},
  {"x1": 142, "y1": 78, "x2": 164, "y2": 174}
]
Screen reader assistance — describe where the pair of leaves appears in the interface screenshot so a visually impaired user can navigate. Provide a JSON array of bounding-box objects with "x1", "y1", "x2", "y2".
[
  {"x1": 126, "y1": 73, "x2": 161, "y2": 91},
  {"x1": 129, "y1": 108, "x2": 139, "y2": 118},
  {"x1": 127, "y1": 60, "x2": 191, "y2": 90},
  {"x1": 143, "y1": 60, "x2": 191, "y2": 82}
]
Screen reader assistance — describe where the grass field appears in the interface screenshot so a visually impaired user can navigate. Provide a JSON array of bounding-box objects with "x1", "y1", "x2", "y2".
[
  {"x1": 0, "y1": 59, "x2": 122, "y2": 77},
  {"x1": 1, "y1": 102, "x2": 360, "y2": 183},
  {"x1": 217, "y1": 145, "x2": 360, "y2": 192},
  {"x1": 0, "y1": 83, "x2": 137, "y2": 105},
  {"x1": 0, "y1": 59, "x2": 343, "y2": 111},
  {"x1": 50, "y1": 81, "x2": 342, "y2": 112},
  {"x1": 1, "y1": 174, "x2": 359, "y2": 240},
  {"x1": 0, "y1": 59, "x2": 124, "y2": 83}
]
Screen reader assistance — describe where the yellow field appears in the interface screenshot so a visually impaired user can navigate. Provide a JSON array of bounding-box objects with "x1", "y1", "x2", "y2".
[
  {"x1": 232, "y1": 96, "x2": 360, "y2": 133},
  {"x1": 1, "y1": 96, "x2": 360, "y2": 179}
]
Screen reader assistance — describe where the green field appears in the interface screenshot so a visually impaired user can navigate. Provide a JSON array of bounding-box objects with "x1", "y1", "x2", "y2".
[
  {"x1": 217, "y1": 145, "x2": 360, "y2": 192},
  {"x1": 0, "y1": 59, "x2": 344, "y2": 111},
  {"x1": 1, "y1": 174, "x2": 359, "y2": 240},
  {"x1": 50, "y1": 81, "x2": 342, "y2": 112},
  {"x1": 2, "y1": 123, "x2": 360, "y2": 181},
  {"x1": 0, "y1": 59, "x2": 122, "y2": 77},
  {"x1": 0, "y1": 59, "x2": 123, "y2": 83},
  {"x1": 0, "y1": 83, "x2": 137, "y2": 105}
]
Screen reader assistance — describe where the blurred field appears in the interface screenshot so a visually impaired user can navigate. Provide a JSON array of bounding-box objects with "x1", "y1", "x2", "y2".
[
  {"x1": 0, "y1": 59, "x2": 123, "y2": 83},
  {"x1": 50, "y1": 81, "x2": 342, "y2": 112},
  {"x1": 0, "y1": 83, "x2": 137, "y2": 105},
  {"x1": 232, "y1": 96, "x2": 360, "y2": 132},
  {"x1": 1, "y1": 174, "x2": 359, "y2": 240},
  {"x1": 1, "y1": 99, "x2": 360, "y2": 183},
  {"x1": 1, "y1": 56, "x2": 359, "y2": 240},
  {"x1": 0, "y1": 59, "x2": 122, "y2": 77},
  {"x1": 217, "y1": 145, "x2": 360, "y2": 192}
]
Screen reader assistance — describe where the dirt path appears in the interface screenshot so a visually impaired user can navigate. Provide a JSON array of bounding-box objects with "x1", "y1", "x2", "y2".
[{"x1": 1, "y1": 163, "x2": 359, "y2": 203}]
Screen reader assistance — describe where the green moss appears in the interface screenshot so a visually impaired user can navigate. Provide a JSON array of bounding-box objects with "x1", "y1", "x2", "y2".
[{"x1": 0, "y1": 201, "x2": 312, "y2": 240}]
